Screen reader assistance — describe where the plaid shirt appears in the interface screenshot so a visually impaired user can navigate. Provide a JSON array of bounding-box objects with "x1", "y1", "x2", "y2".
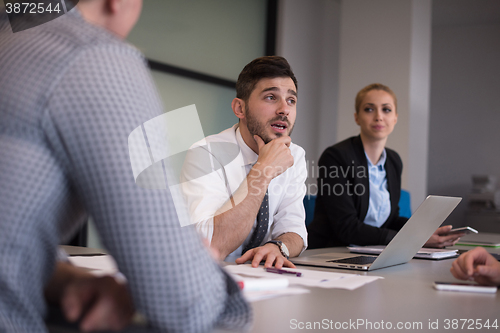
[{"x1": 0, "y1": 8, "x2": 250, "y2": 333}]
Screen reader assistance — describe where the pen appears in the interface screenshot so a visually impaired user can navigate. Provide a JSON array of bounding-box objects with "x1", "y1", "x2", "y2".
[{"x1": 265, "y1": 267, "x2": 302, "y2": 277}]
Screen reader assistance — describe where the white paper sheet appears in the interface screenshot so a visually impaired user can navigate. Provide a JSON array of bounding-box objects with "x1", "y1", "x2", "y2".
[
  {"x1": 68, "y1": 255, "x2": 119, "y2": 276},
  {"x1": 243, "y1": 287, "x2": 310, "y2": 302},
  {"x1": 224, "y1": 264, "x2": 382, "y2": 290}
]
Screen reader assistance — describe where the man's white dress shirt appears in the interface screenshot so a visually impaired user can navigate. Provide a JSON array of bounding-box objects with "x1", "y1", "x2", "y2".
[{"x1": 181, "y1": 124, "x2": 308, "y2": 262}]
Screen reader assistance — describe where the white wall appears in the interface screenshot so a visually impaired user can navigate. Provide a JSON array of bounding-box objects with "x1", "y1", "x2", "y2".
[
  {"x1": 336, "y1": 0, "x2": 432, "y2": 210},
  {"x1": 428, "y1": 20, "x2": 500, "y2": 225},
  {"x1": 128, "y1": 0, "x2": 266, "y2": 81},
  {"x1": 127, "y1": 0, "x2": 269, "y2": 137},
  {"x1": 407, "y1": 0, "x2": 432, "y2": 212},
  {"x1": 277, "y1": 0, "x2": 432, "y2": 210},
  {"x1": 278, "y1": 0, "x2": 500, "y2": 225},
  {"x1": 276, "y1": 0, "x2": 340, "y2": 186}
]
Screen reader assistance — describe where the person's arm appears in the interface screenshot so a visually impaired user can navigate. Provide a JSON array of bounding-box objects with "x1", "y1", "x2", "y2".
[
  {"x1": 47, "y1": 46, "x2": 251, "y2": 331},
  {"x1": 451, "y1": 247, "x2": 500, "y2": 285},
  {"x1": 212, "y1": 135, "x2": 294, "y2": 259},
  {"x1": 235, "y1": 232, "x2": 303, "y2": 268},
  {"x1": 424, "y1": 225, "x2": 463, "y2": 248},
  {"x1": 233, "y1": 143, "x2": 307, "y2": 268},
  {"x1": 276, "y1": 232, "x2": 304, "y2": 257},
  {"x1": 45, "y1": 262, "x2": 134, "y2": 332},
  {"x1": 211, "y1": 161, "x2": 271, "y2": 259}
]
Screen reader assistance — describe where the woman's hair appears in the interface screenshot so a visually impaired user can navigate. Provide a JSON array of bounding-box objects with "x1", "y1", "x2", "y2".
[{"x1": 355, "y1": 83, "x2": 397, "y2": 113}]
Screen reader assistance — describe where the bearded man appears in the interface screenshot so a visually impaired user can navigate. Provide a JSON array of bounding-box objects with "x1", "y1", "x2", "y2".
[{"x1": 182, "y1": 56, "x2": 307, "y2": 268}]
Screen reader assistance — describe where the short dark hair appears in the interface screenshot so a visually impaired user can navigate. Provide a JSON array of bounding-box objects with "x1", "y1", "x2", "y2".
[{"x1": 236, "y1": 56, "x2": 298, "y2": 102}]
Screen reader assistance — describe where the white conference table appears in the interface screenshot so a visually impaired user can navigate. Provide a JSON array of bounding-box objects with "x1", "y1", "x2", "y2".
[
  {"x1": 50, "y1": 245, "x2": 500, "y2": 333},
  {"x1": 219, "y1": 246, "x2": 500, "y2": 333}
]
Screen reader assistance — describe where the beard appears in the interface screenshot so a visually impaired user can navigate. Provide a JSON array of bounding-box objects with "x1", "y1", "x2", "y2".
[{"x1": 244, "y1": 105, "x2": 294, "y2": 144}]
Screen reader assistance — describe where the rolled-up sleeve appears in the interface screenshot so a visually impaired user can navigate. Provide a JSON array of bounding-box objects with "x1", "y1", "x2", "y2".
[{"x1": 270, "y1": 145, "x2": 308, "y2": 253}]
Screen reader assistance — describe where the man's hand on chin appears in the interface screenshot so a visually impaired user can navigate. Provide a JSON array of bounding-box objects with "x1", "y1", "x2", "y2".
[
  {"x1": 235, "y1": 243, "x2": 295, "y2": 269},
  {"x1": 252, "y1": 135, "x2": 294, "y2": 180}
]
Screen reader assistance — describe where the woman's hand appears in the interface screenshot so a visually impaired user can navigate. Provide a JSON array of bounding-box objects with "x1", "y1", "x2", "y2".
[{"x1": 423, "y1": 225, "x2": 463, "y2": 248}]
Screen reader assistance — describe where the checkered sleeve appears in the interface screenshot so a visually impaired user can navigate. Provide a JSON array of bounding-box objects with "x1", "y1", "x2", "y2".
[{"x1": 43, "y1": 45, "x2": 251, "y2": 332}]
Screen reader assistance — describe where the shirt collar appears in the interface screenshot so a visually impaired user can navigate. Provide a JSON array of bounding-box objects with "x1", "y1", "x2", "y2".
[
  {"x1": 365, "y1": 149, "x2": 387, "y2": 169},
  {"x1": 235, "y1": 126, "x2": 258, "y2": 166}
]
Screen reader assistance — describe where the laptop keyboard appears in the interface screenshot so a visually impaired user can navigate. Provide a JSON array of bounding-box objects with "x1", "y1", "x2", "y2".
[{"x1": 328, "y1": 256, "x2": 377, "y2": 265}]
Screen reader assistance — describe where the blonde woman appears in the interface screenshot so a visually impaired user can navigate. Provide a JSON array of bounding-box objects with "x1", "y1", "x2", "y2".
[{"x1": 308, "y1": 83, "x2": 461, "y2": 248}]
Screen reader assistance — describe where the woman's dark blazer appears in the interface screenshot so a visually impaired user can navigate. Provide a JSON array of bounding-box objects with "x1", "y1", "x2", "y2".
[{"x1": 307, "y1": 135, "x2": 409, "y2": 248}]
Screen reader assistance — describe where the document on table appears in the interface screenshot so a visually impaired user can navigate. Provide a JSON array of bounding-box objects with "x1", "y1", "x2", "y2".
[
  {"x1": 68, "y1": 254, "x2": 119, "y2": 276},
  {"x1": 348, "y1": 245, "x2": 458, "y2": 259},
  {"x1": 239, "y1": 287, "x2": 310, "y2": 302},
  {"x1": 224, "y1": 264, "x2": 382, "y2": 291},
  {"x1": 456, "y1": 232, "x2": 500, "y2": 248},
  {"x1": 226, "y1": 268, "x2": 309, "y2": 302}
]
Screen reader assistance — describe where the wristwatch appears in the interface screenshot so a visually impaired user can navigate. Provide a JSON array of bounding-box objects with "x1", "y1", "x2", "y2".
[{"x1": 266, "y1": 240, "x2": 290, "y2": 259}]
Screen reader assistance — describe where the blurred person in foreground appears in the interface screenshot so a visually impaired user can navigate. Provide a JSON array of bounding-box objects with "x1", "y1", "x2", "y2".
[{"x1": 0, "y1": 0, "x2": 250, "y2": 331}]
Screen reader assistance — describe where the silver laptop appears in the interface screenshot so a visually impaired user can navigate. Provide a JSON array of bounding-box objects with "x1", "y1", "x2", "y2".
[{"x1": 293, "y1": 195, "x2": 462, "y2": 271}]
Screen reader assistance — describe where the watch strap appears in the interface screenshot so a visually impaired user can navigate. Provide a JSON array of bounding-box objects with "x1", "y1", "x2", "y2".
[{"x1": 265, "y1": 240, "x2": 289, "y2": 259}]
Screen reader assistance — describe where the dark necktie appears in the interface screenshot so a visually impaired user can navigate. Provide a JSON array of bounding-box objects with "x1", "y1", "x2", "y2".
[{"x1": 242, "y1": 190, "x2": 269, "y2": 253}]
